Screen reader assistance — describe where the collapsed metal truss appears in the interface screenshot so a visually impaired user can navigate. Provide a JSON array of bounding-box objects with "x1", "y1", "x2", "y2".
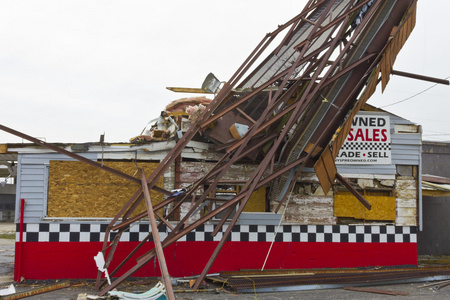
[
  {"x1": 91, "y1": 1, "x2": 419, "y2": 297},
  {"x1": 0, "y1": 1, "x2": 421, "y2": 299}
]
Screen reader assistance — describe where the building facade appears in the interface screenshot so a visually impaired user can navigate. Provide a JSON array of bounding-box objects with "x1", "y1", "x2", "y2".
[{"x1": 12, "y1": 109, "x2": 421, "y2": 280}]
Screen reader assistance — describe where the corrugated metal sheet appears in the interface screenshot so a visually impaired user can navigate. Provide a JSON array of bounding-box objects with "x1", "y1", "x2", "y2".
[
  {"x1": 391, "y1": 134, "x2": 421, "y2": 166},
  {"x1": 337, "y1": 163, "x2": 397, "y2": 175},
  {"x1": 391, "y1": 134, "x2": 421, "y2": 145}
]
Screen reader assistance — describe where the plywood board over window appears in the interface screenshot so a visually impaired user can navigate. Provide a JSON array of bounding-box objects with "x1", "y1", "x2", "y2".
[
  {"x1": 334, "y1": 191, "x2": 396, "y2": 221},
  {"x1": 48, "y1": 161, "x2": 163, "y2": 218},
  {"x1": 243, "y1": 187, "x2": 266, "y2": 212}
]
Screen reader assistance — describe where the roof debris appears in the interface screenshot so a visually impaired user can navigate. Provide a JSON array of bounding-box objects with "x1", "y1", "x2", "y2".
[{"x1": 129, "y1": 96, "x2": 211, "y2": 143}]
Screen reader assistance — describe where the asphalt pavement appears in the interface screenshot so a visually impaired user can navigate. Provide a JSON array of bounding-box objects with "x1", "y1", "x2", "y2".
[{"x1": 2, "y1": 279, "x2": 450, "y2": 300}]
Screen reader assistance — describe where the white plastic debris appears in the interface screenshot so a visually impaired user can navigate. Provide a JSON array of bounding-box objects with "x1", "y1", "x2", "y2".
[
  {"x1": 94, "y1": 252, "x2": 111, "y2": 285},
  {"x1": 108, "y1": 281, "x2": 166, "y2": 300},
  {"x1": 0, "y1": 284, "x2": 15, "y2": 296},
  {"x1": 76, "y1": 293, "x2": 88, "y2": 300}
]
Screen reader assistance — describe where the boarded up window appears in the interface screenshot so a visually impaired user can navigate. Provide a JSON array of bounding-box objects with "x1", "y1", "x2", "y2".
[
  {"x1": 48, "y1": 161, "x2": 163, "y2": 218},
  {"x1": 207, "y1": 185, "x2": 266, "y2": 220},
  {"x1": 334, "y1": 191, "x2": 395, "y2": 221},
  {"x1": 243, "y1": 187, "x2": 266, "y2": 212}
]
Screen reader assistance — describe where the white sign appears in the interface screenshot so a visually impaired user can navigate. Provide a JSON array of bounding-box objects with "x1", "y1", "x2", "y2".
[{"x1": 335, "y1": 114, "x2": 391, "y2": 165}]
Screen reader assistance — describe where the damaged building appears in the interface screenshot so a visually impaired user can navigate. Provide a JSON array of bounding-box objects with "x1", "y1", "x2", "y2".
[
  {"x1": 6, "y1": 101, "x2": 421, "y2": 281},
  {"x1": 1, "y1": 0, "x2": 443, "y2": 297}
]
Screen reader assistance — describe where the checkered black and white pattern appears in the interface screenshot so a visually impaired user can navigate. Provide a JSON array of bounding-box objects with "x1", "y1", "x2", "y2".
[
  {"x1": 17, "y1": 223, "x2": 417, "y2": 243},
  {"x1": 341, "y1": 142, "x2": 391, "y2": 151}
]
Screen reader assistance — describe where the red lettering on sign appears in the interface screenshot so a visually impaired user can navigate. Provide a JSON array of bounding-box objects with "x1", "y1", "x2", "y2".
[
  {"x1": 381, "y1": 129, "x2": 387, "y2": 142},
  {"x1": 346, "y1": 127, "x2": 388, "y2": 142},
  {"x1": 355, "y1": 128, "x2": 364, "y2": 141},
  {"x1": 373, "y1": 129, "x2": 380, "y2": 142},
  {"x1": 347, "y1": 128, "x2": 354, "y2": 141},
  {"x1": 365, "y1": 129, "x2": 372, "y2": 141}
]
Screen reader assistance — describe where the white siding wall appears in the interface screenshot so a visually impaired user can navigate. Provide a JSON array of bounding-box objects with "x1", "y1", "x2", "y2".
[{"x1": 15, "y1": 152, "x2": 96, "y2": 223}]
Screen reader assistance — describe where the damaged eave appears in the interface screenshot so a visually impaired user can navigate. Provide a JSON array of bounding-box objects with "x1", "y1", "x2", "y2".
[
  {"x1": 422, "y1": 181, "x2": 450, "y2": 197},
  {"x1": 422, "y1": 175, "x2": 450, "y2": 196},
  {"x1": 9, "y1": 139, "x2": 220, "y2": 161}
]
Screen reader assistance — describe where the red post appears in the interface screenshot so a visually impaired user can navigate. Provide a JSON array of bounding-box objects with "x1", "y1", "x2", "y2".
[{"x1": 15, "y1": 198, "x2": 25, "y2": 282}]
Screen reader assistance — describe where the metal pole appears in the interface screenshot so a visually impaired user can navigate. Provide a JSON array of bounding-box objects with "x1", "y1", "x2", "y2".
[
  {"x1": 15, "y1": 198, "x2": 25, "y2": 283},
  {"x1": 140, "y1": 169, "x2": 175, "y2": 300},
  {"x1": 392, "y1": 70, "x2": 450, "y2": 85}
]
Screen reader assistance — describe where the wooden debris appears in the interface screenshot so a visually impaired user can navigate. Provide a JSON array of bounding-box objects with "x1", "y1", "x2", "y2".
[{"x1": 0, "y1": 282, "x2": 70, "y2": 300}]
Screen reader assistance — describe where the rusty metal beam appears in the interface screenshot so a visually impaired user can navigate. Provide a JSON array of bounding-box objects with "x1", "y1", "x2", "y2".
[
  {"x1": 343, "y1": 287, "x2": 410, "y2": 296},
  {"x1": 391, "y1": 70, "x2": 450, "y2": 85},
  {"x1": 273, "y1": 0, "x2": 387, "y2": 211},
  {"x1": 224, "y1": 52, "x2": 332, "y2": 155},
  {"x1": 200, "y1": 38, "x2": 336, "y2": 130},
  {"x1": 0, "y1": 124, "x2": 171, "y2": 196},
  {"x1": 140, "y1": 169, "x2": 175, "y2": 300},
  {"x1": 168, "y1": 83, "x2": 289, "y2": 241},
  {"x1": 194, "y1": 44, "x2": 322, "y2": 244},
  {"x1": 336, "y1": 173, "x2": 372, "y2": 210},
  {"x1": 0, "y1": 125, "x2": 135, "y2": 180},
  {"x1": 293, "y1": 0, "x2": 373, "y2": 51},
  {"x1": 193, "y1": 0, "x2": 350, "y2": 289},
  {"x1": 99, "y1": 155, "x2": 308, "y2": 296},
  {"x1": 111, "y1": 235, "x2": 151, "y2": 278}
]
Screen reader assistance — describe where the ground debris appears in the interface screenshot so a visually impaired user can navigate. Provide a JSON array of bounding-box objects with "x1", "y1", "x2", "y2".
[
  {"x1": 77, "y1": 293, "x2": 119, "y2": 300},
  {"x1": 344, "y1": 286, "x2": 409, "y2": 296}
]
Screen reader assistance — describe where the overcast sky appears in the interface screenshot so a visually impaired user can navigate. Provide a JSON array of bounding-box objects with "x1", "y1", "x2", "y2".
[{"x1": 0, "y1": 0, "x2": 449, "y2": 144}]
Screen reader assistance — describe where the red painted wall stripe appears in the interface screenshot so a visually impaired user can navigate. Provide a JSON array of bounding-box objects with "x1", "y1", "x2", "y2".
[{"x1": 15, "y1": 241, "x2": 417, "y2": 280}]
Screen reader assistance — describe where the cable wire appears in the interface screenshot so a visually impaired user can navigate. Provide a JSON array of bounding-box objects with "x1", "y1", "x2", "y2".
[
  {"x1": 261, "y1": 185, "x2": 294, "y2": 271},
  {"x1": 381, "y1": 75, "x2": 450, "y2": 108}
]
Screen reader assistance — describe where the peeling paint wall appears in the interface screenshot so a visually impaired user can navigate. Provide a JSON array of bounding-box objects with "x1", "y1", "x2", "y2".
[
  {"x1": 279, "y1": 195, "x2": 336, "y2": 224},
  {"x1": 283, "y1": 172, "x2": 417, "y2": 226},
  {"x1": 395, "y1": 176, "x2": 417, "y2": 226}
]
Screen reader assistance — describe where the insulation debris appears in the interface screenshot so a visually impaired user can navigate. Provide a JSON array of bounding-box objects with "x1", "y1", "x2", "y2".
[
  {"x1": 130, "y1": 97, "x2": 212, "y2": 143},
  {"x1": 108, "y1": 282, "x2": 166, "y2": 300},
  {"x1": 165, "y1": 96, "x2": 211, "y2": 114}
]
